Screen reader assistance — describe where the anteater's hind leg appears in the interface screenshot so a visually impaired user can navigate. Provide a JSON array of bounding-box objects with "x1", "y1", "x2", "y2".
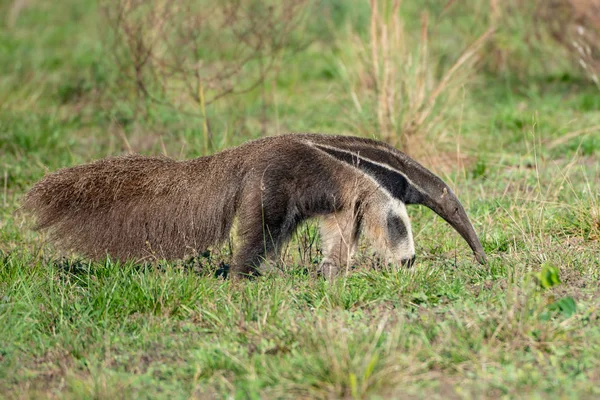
[{"x1": 318, "y1": 205, "x2": 362, "y2": 278}]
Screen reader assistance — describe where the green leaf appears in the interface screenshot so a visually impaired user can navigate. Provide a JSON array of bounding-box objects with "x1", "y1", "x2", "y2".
[
  {"x1": 349, "y1": 372, "x2": 358, "y2": 399},
  {"x1": 547, "y1": 296, "x2": 577, "y2": 317},
  {"x1": 538, "y1": 263, "x2": 561, "y2": 289},
  {"x1": 363, "y1": 354, "x2": 379, "y2": 381}
]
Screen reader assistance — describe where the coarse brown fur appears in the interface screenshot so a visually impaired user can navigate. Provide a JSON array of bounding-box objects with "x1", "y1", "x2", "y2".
[{"x1": 23, "y1": 133, "x2": 486, "y2": 276}]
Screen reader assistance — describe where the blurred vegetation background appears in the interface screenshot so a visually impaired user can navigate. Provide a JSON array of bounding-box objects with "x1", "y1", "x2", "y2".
[{"x1": 1, "y1": 0, "x2": 599, "y2": 172}]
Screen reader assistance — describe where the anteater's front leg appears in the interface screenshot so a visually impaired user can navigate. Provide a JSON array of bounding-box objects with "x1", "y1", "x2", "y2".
[
  {"x1": 318, "y1": 206, "x2": 362, "y2": 278},
  {"x1": 232, "y1": 191, "x2": 300, "y2": 277}
]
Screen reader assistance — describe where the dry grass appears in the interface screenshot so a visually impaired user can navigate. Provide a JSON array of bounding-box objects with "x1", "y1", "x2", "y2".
[
  {"x1": 539, "y1": 0, "x2": 600, "y2": 85},
  {"x1": 486, "y1": 0, "x2": 600, "y2": 83},
  {"x1": 339, "y1": 0, "x2": 493, "y2": 155}
]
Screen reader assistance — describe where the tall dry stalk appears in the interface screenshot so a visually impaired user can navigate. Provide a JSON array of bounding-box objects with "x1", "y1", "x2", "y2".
[{"x1": 344, "y1": 0, "x2": 493, "y2": 153}]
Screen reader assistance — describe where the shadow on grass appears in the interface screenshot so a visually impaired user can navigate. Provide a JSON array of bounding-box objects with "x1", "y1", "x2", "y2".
[{"x1": 48, "y1": 251, "x2": 231, "y2": 279}]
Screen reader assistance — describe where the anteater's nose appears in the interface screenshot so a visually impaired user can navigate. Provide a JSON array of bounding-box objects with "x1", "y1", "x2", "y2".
[{"x1": 401, "y1": 255, "x2": 416, "y2": 268}]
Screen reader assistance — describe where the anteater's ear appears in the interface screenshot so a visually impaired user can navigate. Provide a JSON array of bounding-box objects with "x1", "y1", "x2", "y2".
[{"x1": 310, "y1": 139, "x2": 486, "y2": 264}]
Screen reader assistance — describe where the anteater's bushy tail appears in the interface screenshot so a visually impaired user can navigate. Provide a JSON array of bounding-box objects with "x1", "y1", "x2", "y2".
[{"x1": 23, "y1": 154, "x2": 239, "y2": 261}]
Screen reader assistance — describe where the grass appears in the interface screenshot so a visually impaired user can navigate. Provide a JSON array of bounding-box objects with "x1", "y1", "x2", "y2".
[{"x1": 1, "y1": 0, "x2": 599, "y2": 398}]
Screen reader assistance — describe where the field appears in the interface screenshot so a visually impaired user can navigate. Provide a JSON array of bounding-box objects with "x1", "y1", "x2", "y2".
[{"x1": 1, "y1": 0, "x2": 599, "y2": 398}]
